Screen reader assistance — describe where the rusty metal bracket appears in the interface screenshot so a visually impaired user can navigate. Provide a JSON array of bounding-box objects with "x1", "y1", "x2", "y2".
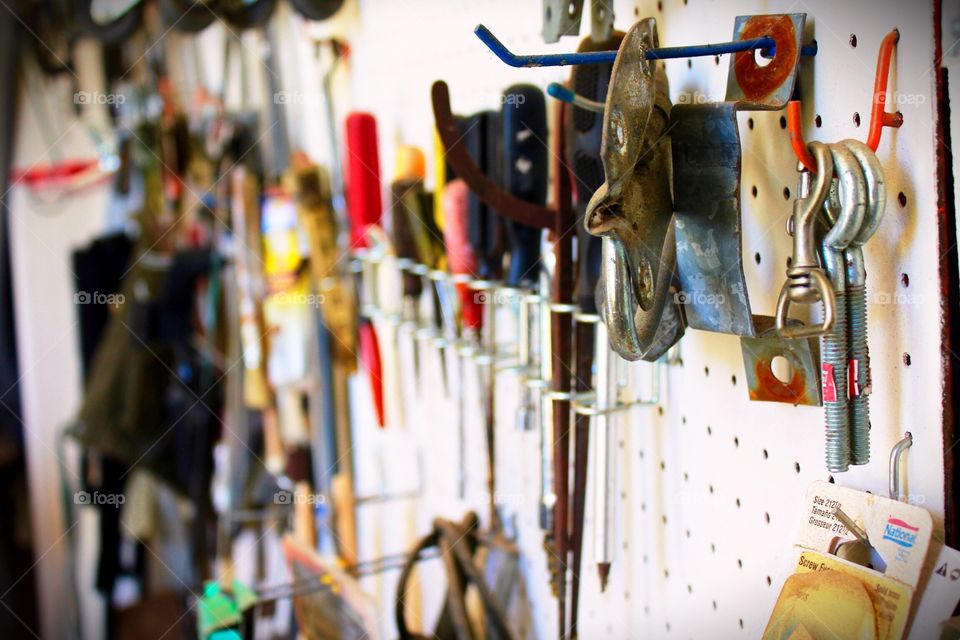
[
  {"x1": 740, "y1": 316, "x2": 821, "y2": 406},
  {"x1": 726, "y1": 13, "x2": 806, "y2": 109},
  {"x1": 584, "y1": 17, "x2": 683, "y2": 362}
]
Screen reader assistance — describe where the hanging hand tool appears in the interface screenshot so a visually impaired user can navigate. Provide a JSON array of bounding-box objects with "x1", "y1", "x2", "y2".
[
  {"x1": 432, "y1": 78, "x2": 573, "y2": 639},
  {"x1": 388, "y1": 146, "x2": 447, "y2": 390},
  {"x1": 441, "y1": 178, "x2": 479, "y2": 499},
  {"x1": 462, "y1": 109, "x2": 504, "y2": 526},
  {"x1": 500, "y1": 84, "x2": 547, "y2": 435},
  {"x1": 293, "y1": 154, "x2": 359, "y2": 566},
  {"x1": 564, "y1": 28, "x2": 622, "y2": 634},
  {"x1": 344, "y1": 112, "x2": 386, "y2": 428}
]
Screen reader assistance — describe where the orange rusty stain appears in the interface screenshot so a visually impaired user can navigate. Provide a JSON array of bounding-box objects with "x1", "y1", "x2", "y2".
[
  {"x1": 733, "y1": 15, "x2": 798, "y2": 102},
  {"x1": 750, "y1": 358, "x2": 809, "y2": 405}
]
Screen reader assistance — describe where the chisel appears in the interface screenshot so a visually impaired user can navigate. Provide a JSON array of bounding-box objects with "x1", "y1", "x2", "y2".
[
  {"x1": 344, "y1": 112, "x2": 386, "y2": 428},
  {"x1": 566, "y1": 31, "x2": 623, "y2": 637}
]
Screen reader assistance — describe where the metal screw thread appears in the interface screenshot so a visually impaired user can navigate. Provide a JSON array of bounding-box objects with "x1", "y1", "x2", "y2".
[
  {"x1": 847, "y1": 284, "x2": 871, "y2": 465},
  {"x1": 821, "y1": 291, "x2": 851, "y2": 473}
]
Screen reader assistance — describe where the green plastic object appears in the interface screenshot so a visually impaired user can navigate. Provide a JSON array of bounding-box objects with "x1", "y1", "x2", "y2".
[{"x1": 197, "y1": 579, "x2": 258, "y2": 639}]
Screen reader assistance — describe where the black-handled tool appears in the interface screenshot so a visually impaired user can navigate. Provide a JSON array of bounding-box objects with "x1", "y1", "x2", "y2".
[
  {"x1": 501, "y1": 85, "x2": 547, "y2": 289},
  {"x1": 464, "y1": 111, "x2": 505, "y2": 281}
]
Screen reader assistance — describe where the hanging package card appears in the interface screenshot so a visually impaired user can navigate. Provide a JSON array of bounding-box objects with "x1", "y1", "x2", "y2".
[{"x1": 764, "y1": 481, "x2": 933, "y2": 639}]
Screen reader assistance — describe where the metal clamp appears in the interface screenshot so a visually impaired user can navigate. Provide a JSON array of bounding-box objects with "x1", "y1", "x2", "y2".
[
  {"x1": 584, "y1": 18, "x2": 684, "y2": 362},
  {"x1": 776, "y1": 142, "x2": 836, "y2": 338}
]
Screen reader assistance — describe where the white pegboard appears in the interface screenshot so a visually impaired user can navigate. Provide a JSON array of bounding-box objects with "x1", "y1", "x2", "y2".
[{"x1": 338, "y1": 1, "x2": 948, "y2": 639}]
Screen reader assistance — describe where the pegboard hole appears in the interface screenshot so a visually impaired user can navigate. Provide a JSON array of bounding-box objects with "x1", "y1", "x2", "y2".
[
  {"x1": 849, "y1": 33, "x2": 858, "y2": 47},
  {"x1": 735, "y1": 497, "x2": 741, "y2": 508},
  {"x1": 898, "y1": 192, "x2": 908, "y2": 207},
  {"x1": 683, "y1": 472, "x2": 689, "y2": 482},
  {"x1": 762, "y1": 448, "x2": 769, "y2": 460},
  {"x1": 686, "y1": 58, "x2": 692, "y2": 69},
  {"x1": 751, "y1": 185, "x2": 758, "y2": 198},
  {"x1": 682, "y1": 416, "x2": 687, "y2": 425},
  {"x1": 687, "y1": 584, "x2": 693, "y2": 594},
  {"x1": 779, "y1": 115, "x2": 787, "y2": 129},
  {"x1": 711, "y1": 543, "x2": 716, "y2": 553},
  {"x1": 753, "y1": 47, "x2": 772, "y2": 68},
  {"x1": 754, "y1": 252, "x2": 761, "y2": 265},
  {"x1": 737, "y1": 558, "x2": 743, "y2": 569},
  {"x1": 734, "y1": 436, "x2": 740, "y2": 448},
  {"x1": 662, "y1": 515, "x2": 668, "y2": 525},
  {"x1": 665, "y1": 568, "x2": 670, "y2": 578},
  {"x1": 903, "y1": 352, "x2": 912, "y2": 366},
  {"x1": 714, "y1": 54, "x2": 720, "y2": 65},
  {"x1": 660, "y1": 460, "x2": 666, "y2": 471},
  {"x1": 771, "y1": 356, "x2": 794, "y2": 384},
  {"x1": 739, "y1": 619, "x2": 744, "y2": 630},
  {"x1": 713, "y1": 600, "x2": 718, "y2": 611},
  {"x1": 815, "y1": 114, "x2": 823, "y2": 127},
  {"x1": 794, "y1": 462, "x2": 802, "y2": 474},
  {"x1": 709, "y1": 484, "x2": 715, "y2": 494},
  {"x1": 901, "y1": 273, "x2": 910, "y2": 287},
  {"x1": 704, "y1": 366, "x2": 710, "y2": 376},
  {"x1": 707, "y1": 425, "x2": 713, "y2": 436},
  {"x1": 731, "y1": 374, "x2": 737, "y2": 386},
  {"x1": 658, "y1": 405, "x2": 664, "y2": 416},
  {"x1": 766, "y1": 575, "x2": 772, "y2": 586},
  {"x1": 783, "y1": 187, "x2": 791, "y2": 200},
  {"x1": 764, "y1": 512, "x2": 771, "y2": 524},
  {"x1": 666, "y1": 622, "x2": 671, "y2": 632},
  {"x1": 748, "y1": 117, "x2": 754, "y2": 130},
  {"x1": 685, "y1": 529, "x2": 691, "y2": 538},
  {"x1": 853, "y1": 112, "x2": 861, "y2": 127}
]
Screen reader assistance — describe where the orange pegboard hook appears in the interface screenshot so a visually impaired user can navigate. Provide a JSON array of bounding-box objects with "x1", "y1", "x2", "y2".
[
  {"x1": 787, "y1": 28, "x2": 902, "y2": 173},
  {"x1": 866, "y1": 28, "x2": 903, "y2": 150}
]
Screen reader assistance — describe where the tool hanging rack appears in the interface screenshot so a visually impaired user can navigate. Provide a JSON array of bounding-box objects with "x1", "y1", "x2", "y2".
[
  {"x1": 341, "y1": 1, "x2": 947, "y2": 638},
  {"x1": 8, "y1": 1, "x2": 951, "y2": 639}
]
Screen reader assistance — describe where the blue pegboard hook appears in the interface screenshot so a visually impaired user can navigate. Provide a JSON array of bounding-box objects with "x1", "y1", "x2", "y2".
[{"x1": 474, "y1": 24, "x2": 817, "y2": 68}]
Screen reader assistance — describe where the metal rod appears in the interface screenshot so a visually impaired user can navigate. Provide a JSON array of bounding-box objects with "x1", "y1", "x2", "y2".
[
  {"x1": 475, "y1": 24, "x2": 817, "y2": 69},
  {"x1": 889, "y1": 432, "x2": 913, "y2": 502},
  {"x1": 592, "y1": 324, "x2": 615, "y2": 592}
]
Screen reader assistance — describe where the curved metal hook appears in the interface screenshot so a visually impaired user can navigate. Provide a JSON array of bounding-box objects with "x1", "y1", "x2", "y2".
[{"x1": 431, "y1": 81, "x2": 555, "y2": 230}]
